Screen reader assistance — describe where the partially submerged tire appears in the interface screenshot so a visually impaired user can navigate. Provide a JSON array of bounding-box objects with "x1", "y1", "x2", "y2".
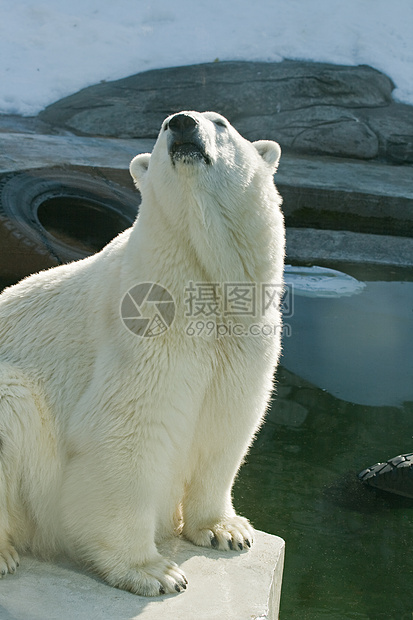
[
  {"x1": 358, "y1": 453, "x2": 413, "y2": 499},
  {"x1": 0, "y1": 168, "x2": 140, "y2": 281}
]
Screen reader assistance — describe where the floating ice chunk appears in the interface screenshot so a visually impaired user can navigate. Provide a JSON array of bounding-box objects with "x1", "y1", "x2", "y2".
[{"x1": 284, "y1": 265, "x2": 366, "y2": 298}]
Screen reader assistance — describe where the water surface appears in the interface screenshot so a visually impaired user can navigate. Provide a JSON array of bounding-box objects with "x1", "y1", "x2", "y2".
[{"x1": 234, "y1": 263, "x2": 413, "y2": 620}]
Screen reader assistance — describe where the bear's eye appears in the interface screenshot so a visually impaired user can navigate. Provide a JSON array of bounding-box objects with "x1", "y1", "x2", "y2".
[{"x1": 213, "y1": 119, "x2": 227, "y2": 128}]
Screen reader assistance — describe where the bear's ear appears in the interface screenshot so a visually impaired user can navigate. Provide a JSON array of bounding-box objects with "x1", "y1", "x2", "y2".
[
  {"x1": 130, "y1": 153, "x2": 151, "y2": 188},
  {"x1": 253, "y1": 140, "x2": 281, "y2": 172}
]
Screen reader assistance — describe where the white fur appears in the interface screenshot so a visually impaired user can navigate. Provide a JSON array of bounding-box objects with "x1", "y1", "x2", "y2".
[{"x1": 0, "y1": 111, "x2": 284, "y2": 595}]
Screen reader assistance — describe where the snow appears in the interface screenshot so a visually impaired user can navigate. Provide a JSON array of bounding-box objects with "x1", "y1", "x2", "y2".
[{"x1": 1, "y1": 0, "x2": 412, "y2": 116}]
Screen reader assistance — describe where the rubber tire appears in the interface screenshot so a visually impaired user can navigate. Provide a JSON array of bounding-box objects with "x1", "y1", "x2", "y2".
[
  {"x1": 0, "y1": 168, "x2": 140, "y2": 280},
  {"x1": 358, "y1": 453, "x2": 413, "y2": 499}
]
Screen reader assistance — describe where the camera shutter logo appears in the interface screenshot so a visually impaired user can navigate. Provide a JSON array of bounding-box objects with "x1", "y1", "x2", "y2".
[{"x1": 120, "y1": 283, "x2": 175, "y2": 337}]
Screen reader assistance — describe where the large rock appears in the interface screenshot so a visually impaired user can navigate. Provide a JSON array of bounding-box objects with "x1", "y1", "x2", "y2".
[
  {"x1": 39, "y1": 60, "x2": 413, "y2": 163},
  {"x1": 235, "y1": 106, "x2": 380, "y2": 159},
  {"x1": 357, "y1": 103, "x2": 413, "y2": 163}
]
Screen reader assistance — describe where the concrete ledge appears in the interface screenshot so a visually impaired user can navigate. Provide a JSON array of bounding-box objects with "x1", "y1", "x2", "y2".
[
  {"x1": 277, "y1": 154, "x2": 413, "y2": 237},
  {"x1": 0, "y1": 132, "x2": 155, "y2": 174},
  {"x1": 0, "y1": 530, "x2": 284, "y2": 620},
  {"x1": 2, "y1": 131, "x2": 412, "y2": 269},
  {"x1": 278, "y1": 153, "x2": 413, "y2": 199},
  {"x1": 1, "y1": 131, "x2": 411, "y2": 198},
  {"x1": 2, "y1": 131, "x2": 412, "y2": 235},
  {"x1": 286, "y1": 227, "x2": 413, "y2": 267}
]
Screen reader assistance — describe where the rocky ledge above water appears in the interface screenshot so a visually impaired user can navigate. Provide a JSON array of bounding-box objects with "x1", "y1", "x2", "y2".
[{"x1": 37, "y1": 60, "x2": 413, "y2": 165}]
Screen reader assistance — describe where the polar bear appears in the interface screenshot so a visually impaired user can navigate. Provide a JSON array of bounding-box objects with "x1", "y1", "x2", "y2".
[{"x1": 0, "y1": 111, "x2": 284, "y2": 596}]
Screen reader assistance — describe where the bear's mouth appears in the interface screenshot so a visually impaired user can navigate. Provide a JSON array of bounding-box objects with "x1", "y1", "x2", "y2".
[{"x1": 169, "y1": 141, "x2": 211, "y2": 165}]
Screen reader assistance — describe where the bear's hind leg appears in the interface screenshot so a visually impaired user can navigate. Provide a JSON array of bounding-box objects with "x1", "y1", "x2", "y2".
[
  {"x1": 0, "y1": 532, "x2": 20, "y2": 578},
  {"x1": 0, "y1": 443, "x2": 20, "y2": 577},
  {"x1": 0, "y1": 364, "x2": 59, "y2": 568},
  {"x1": 60, "y1": 450, "x2": 187, "y2": 596}
]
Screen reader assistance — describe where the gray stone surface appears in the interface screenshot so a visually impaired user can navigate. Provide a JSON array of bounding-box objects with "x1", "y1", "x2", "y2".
[
  {"x1": 0, "y1": 132, "x2": 154, "y2": 173},
  {"x1": 357, "y1": 103, "x2": 413, "y2": 163},
  {"x1": 37, "y1": 60, "x2": 413, "y2": 163},
  {"x1": 0, "y1": 530, "x2": 285, "y2": 620},
  {"x1": 236, "y1": 106, "x2": 380, "y2": 159},
  {"x1": 276, "y1": 154, "x2": 413, "y2": 237},
  {"x1": 286, "y1": 228, "x2": 413, "y2": 267},
  {"x1": 0, "y1": 114, "x2": 66, "y2": 136},
  {"x1": 1, "y1": 131, "x2": 412, "y2": 243}
]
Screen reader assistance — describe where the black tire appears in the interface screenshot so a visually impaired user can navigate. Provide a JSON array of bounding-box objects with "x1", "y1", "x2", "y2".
[
  {"x1": 358, "y1": 453, "x2": 413, "y2": 499},
  {"x1": 0, "y1": 168, "x2": 140, "y2": 281}
]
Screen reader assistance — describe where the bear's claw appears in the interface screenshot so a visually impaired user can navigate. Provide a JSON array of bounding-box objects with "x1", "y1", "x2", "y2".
[
  {"x1": 0, "y1": 545, "x2": 20, "y2": 577},
  {"x1": 106, "y1": 557, "x2": 187, "y2": 596},
  {"x1": 184, "y1": 515, "x2": 254, "y2": 552}
]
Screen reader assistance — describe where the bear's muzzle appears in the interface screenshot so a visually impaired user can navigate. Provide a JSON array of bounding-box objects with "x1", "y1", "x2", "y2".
[{"x1": 167, "y1": 113, "x2": 211, "y2": 165}]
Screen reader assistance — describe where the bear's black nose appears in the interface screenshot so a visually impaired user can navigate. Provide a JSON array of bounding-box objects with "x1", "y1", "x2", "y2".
[
  {"x1": 168, "y1": 113, "x2": 198, "y2": 137},
  {"x1": 167, "y1": 113, "x2": 210, "y2": 165}
]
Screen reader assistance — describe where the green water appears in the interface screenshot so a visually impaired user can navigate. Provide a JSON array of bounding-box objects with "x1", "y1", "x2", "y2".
[{"x1": 234, "y1": 264, "x2": 413, "y2": 620}]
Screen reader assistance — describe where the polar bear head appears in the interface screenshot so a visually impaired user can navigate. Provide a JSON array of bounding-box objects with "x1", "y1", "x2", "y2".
[
  {"x1": 130, "y1": 111, "x2": 281, "y2": 200},
  {"x1": 129, "y1": 111, "x2": 283, "y2": 280}
]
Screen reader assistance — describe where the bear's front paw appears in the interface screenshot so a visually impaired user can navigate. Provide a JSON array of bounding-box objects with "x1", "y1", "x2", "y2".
[
  {"x1": 184, "y1": 515, "x2": 254, "y2": 551},
  {"x1": 105, "y1": 556, "x2": 187, "y2": 597},
  {"x1": 0, "y1": 545, "x2": 20, "y2": 577}
]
